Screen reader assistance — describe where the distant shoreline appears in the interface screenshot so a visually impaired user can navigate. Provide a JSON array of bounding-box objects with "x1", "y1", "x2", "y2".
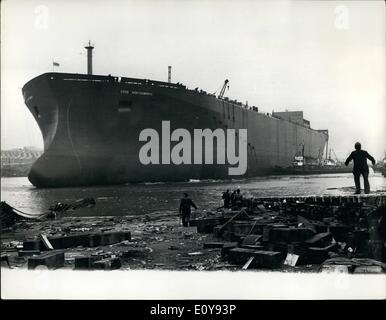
[{"x1": 1, "y1": 164, "x2": 31, "y2": 178}]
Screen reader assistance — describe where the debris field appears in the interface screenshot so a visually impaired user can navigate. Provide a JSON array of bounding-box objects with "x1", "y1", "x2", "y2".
[{"x1": 1, "y1": 193, "x2": 385, "y2": 273}]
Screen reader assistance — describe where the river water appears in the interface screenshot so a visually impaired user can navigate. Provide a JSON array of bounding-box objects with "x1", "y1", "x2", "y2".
[{"x1": 1, "y1": 173, "x2": 385, "y2": 217}]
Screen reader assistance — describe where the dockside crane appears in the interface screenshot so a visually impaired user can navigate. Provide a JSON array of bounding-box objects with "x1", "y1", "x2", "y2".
[{"x1": 218, "y1": 79, "x2": 229, "y2": 99}]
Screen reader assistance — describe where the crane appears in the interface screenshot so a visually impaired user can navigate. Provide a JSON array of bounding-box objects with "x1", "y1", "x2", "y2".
[{"x1": 218, "y1": 79, "x2": 229, "y2": 99}]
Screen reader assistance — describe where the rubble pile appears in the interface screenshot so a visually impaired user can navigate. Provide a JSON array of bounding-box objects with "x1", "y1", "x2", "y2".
[
  {"x1": 193, "y1": 194, "x2": 386, "y2": 272},
  {"x1": 1, "y1": 194, "x2": 385, "y2": 272}
]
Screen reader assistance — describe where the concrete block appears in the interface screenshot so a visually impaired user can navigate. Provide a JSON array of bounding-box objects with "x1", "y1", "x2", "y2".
[
  {"x1": 320, "y1": 265, "x2": 351, "y2": 273},
  {"x1": 74, "y1": 255, "x2": 106, "y2": 270},
  {"x1": 23, "y1": 240, "x2": 45, "y2": 251},
  {"x1": 353, "y1": 266, "x2": 384, "y2": 274},
  {"x1": 213, "y1": 225, "x2": 222, "y2": 238},
  {"x1": 74, "y1": 256, "x2": 95, "y2": 270},
  {"x1": 88, "y1": 233, "x2": 103, "y2": 247},
  {"x1": 99, "y1": 231, "x2": 131, "y2": 245},
  {"x1": 93, "y1": 257, "x2": 121, "y2": 270},
  {"x1": 221, "y1": 231, "x2": 242, "y2": 242},
  {"x1": 28, "y1": 251, "x2": 65, "y2": 270},
  {"x1": 48, "y1": 233, "x2": 91, "y2": 249},
  {"x1": 264, "y1": 242, "x2": 288, "y2": 260},
  {"x1": 120, "y1": 248, "x2": 148, "y2": 258},
  {"x1": 18, "y1": 250, "x2": 40, "y2": 257},
  {"x1": 268, "y1": 228, "x2": 315, "y2": 243},
  {"x1": 203, "y1": 242, "x2": 225, "y2": 249},
  {"x1": 242, "y1": 235, "x2": 262, "y2": 246},
  {"x1": 196, "y1": 218, "x2": 224, "y2": 234},
  {"x1": 226, "y1": 248, "x2": 283, "y2": 269},
  {"x1": 262, "y1": 226, "x2": 273, "y2": 242},
  {"x1": 220, "y1": 242, "x2": 239, "y2": 259},
  {"x1": 287, "y1": 243, "x2": 308, "y2": 265},
  {"x1": 47, "y1": 231, "x2": 131, "y2": 249},
  {"x1": 231, "y1": 221, "x2": 266, "y2": 236}
]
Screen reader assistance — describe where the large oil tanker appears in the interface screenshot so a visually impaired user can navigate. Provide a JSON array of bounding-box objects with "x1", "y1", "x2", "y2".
[{"x1": 22, "y1": 44, "x2": 329, "y2": 187}]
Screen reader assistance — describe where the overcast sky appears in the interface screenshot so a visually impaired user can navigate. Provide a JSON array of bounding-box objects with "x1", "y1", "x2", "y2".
[{"x1": 1, "y1": 0, "x2": 385, "y2": 160}]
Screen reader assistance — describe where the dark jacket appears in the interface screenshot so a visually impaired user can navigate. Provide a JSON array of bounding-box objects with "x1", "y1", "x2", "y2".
[
  {"x1": 345, "y1": 150, "x2": 375, "y2": 173},
  {"x1": 179, "y1": 198, "x2": 197, "y2": 214}
]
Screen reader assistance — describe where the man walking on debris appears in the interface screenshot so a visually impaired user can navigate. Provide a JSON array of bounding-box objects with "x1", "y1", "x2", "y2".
[
  {"x1": 345, "y1": 142, "x2": 376, "y2": 194},
  {"x1": 179, "y1": 193, "x2": 197, "y2": 227}
]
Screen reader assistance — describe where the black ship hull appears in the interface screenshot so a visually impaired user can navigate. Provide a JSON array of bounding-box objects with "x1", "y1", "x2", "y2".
[{"x1": 22, "y1": 73, "x2": 328, "y2": 187}]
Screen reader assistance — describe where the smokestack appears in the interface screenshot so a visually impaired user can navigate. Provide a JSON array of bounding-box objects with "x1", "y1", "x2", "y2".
[
  {"x1": 84, "y1": 40, "x2": 94, "y2": 75},
  {"x1": 168, "y1": 66, "x2": 171, "y2": 83}
]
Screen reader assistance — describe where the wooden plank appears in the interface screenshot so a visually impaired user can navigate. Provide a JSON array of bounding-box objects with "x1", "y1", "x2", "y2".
[{"x1": 40, "y1": 234, "x2": 54, "y2": 250}]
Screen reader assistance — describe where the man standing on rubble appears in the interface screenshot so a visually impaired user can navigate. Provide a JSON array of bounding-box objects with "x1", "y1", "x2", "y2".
[
  {"x1": 234, "y1": 188, "x2": 243, "y2": 207},
  {"x1": 222, "y1": 190, "x2": 231, "y2": 208},
  {"x1": 179, "y1": 193, "x2": 197, "y2": 227},
  {"x1": 345, "y1": 142, "x2": 376, "y2": 194}
]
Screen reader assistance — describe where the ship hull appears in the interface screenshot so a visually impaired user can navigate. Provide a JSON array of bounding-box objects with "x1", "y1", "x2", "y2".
[{"x1": 22, "y1": 73, "x2": 328, "y2": 187}]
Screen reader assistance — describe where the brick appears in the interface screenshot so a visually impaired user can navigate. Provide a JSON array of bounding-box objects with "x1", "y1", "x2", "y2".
[
  {"x1": 28, "y1": 251, "x2": 65, "y2": 270},
  {"x1": 226, "y1": 248, "x2": 283, "y2": 269},
  {"x1": 305, "y1": 232, "x2": 333, "y2": 247},
  {"x1": 353, "y1": 266, "x2": 384, "y2": 274},
  {"x1": 268, "y1": 228, "x2": 315, "y2": 243},
  {"x1": 203, "y1": 242, "x2": 225, "y2": 249},
  {"x1": 93, "y1": 257, "x2": 121, "y2": 270},
  {"x1": 18, "y1": 250, "x2": 40, "y2": 257}
]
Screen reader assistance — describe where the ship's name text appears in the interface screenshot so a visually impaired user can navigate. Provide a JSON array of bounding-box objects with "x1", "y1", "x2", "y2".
[{"x1": 138, "y1": 121, "x2": 247, "y2": 175}]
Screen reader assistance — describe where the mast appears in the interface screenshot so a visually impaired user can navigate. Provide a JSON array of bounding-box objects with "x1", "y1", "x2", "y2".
[{"x1": 84, "y1": 41, "x2": 94, "y2": 75}]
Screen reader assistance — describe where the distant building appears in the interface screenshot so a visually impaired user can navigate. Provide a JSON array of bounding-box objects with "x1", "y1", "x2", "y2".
[{"x1": 272, "y1": 111, "x2": 311, "y2": 128}]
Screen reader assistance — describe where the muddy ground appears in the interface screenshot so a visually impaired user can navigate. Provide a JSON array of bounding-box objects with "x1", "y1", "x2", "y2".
[{"x1": 1, "y1": 212, "x2": 319, "y2": 272}]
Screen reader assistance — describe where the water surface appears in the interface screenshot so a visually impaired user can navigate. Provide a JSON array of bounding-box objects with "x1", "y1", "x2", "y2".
[{"x1": 1, "y1": 173, "x2": 385, "y2": 217}]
